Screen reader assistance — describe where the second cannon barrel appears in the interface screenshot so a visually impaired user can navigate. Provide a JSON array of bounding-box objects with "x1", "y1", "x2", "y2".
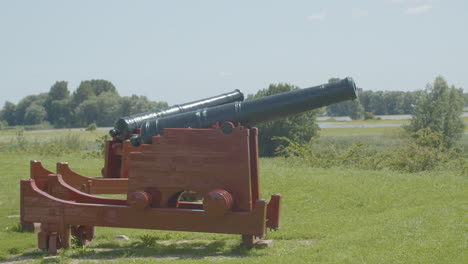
[
  {"x1": 110, "y1": 89, "x2": 244, "y2": 140},
  {"x1": 132, "y1": 77, "x2": 358, "y2": 146}
]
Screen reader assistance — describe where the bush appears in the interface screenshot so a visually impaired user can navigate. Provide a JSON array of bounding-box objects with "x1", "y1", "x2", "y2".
[
  {"x1": 383, "y1": 143, "x2": 456, "y2": 172},
  {"x1": 274, "y1": 127, "x2": 466, "y2": 173},
  {"x1": 363, "y1": 112, "x2": 375, "y2": 120},
  {"x1": 85, "y1": 123, "x2": 97, "y2": 131},
  {"x1": 135, "y1": 234, "x2": 158, "y2": 247},
  {"x1": 95, "y1": 134, "x2": 110, "y2": 157}
]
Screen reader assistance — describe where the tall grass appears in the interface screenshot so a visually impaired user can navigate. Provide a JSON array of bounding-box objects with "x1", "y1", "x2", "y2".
[
  {"x1": 275, "y1": 130, "x2": 467, "y2": 173},
  {"x1": 0, "y1": 130, "x2": 103, "y2": 157}
]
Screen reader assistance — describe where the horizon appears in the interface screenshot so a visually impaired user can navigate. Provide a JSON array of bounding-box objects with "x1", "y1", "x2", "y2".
[{"x1": 1, "y1": 0, "x2": 467, "y2": 108}]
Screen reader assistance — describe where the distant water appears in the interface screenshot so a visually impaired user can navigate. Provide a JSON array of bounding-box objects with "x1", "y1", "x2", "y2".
[
  {"x1": 318, "y1": 113, "x2": 468, "y2": 130},
  {"x1": 318, "y1": 123, "x2": 402, "y2": 128},
  {"x1": 318, "y1": 113, "x2": 467, "y2": 122}
]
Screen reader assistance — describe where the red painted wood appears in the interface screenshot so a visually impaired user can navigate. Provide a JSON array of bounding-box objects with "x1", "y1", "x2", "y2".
[
  {"x1": 57, "y1": 162, "x2": 128, "y2": 194},
  {"x1": 128, "y1": 126, "x2": 253, "y2": 211},
  {"x1": 21, "y1": 179, "x2": 267, "y2": 236}
]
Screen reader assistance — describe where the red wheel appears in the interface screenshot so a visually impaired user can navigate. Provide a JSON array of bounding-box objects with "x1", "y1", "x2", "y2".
[
  {"x1": 203, "y1": 189, "x2": 234, "y2": 216},
  {"x1": 128, "y1": 191, "x2": 152, "y2": 210}
]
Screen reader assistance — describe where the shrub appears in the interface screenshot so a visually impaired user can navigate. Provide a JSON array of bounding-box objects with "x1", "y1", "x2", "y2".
[
  {"x1": 85, "y1": 123, "x2": 97, "y2": 131},
  {"x1": 363, "y1": 112, "x2": 375, "y2": 120},
  {"x1": 135, "y1": 234, "x2": 158, "y2": 247},
  {"x1": 274, "y1": 128, "x2": 466, "y2": 173}
]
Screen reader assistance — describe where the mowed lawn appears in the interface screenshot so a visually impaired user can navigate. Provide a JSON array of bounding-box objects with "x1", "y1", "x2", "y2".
[{"x1": 0, "y1": 125, "x2": 466, "y2": 263}]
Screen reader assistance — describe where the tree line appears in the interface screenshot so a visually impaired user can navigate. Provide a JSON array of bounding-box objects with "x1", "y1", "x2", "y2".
[
  {"x1": 0, "y1": 80, "x2": 168, "y2": 128},
  {"x1": 0, "y1": 76, "x2": 465, "y2": 158},
  {"x1": 1, "y1": 78, "x2": 466, "y2": 128},
  {"x1": 326, "y1": 78, "x2": 467, "y2": 119}
]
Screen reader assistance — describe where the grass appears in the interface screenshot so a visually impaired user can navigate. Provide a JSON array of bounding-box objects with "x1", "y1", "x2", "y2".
[
  {"x1": 318, "y1": 116, "x2": 468, "y2": 133},
  {"x1": 318, "y1": 125, "x2": 467, "y2": 154},
  {"x1": 0, "y1": 129, "x2": 108, "y2": 145},
  {"x1": 317, "y1": 118, "x2": 411, "y2": 125},
  {"x1": 0, "y1": 127, "x2": 466, "y2": 263},
  {"x1": 320, "y1": 126, "x2": 408, "y2": 137}
]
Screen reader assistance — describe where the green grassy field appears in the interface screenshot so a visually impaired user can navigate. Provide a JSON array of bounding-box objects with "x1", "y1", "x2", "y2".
[{"x1": 0, "y1": 125, "x2": 466, "y2": 263}]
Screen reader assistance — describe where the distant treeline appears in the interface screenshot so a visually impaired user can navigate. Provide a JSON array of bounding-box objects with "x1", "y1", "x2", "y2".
[
  {"x1": 326, "y1": 89, "x2": 424, "y2": 119},
  {"x1": 326, "y1": 78, "x2": 467, "y2": 119},
  {"x1": 0, "y1": 80, "x2": 168, "y2": 128},
  {"x1": 0, "y1": 79, "x2": 467, "y2": 128}
]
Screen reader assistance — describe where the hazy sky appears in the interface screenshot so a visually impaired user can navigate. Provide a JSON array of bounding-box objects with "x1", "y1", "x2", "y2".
[{"x1": 1, "y1": 0, "x2": 466, "y2": 107}]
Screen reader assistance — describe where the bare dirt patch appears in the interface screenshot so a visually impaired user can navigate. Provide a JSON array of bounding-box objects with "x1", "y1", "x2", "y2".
[
  {"x1": 6, "y1": 215, "x2": 20, "y2": 218},
  {"x1": 298, "y1": 239, "x2": 314, "y2": 246}
]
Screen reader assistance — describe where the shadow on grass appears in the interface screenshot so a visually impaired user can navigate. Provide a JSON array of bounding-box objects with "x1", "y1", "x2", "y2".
[
  {"x1": 67, "y1": 240, "x2": 252, "y2": 261},
  {"x1": 1, "y1": 250, "x2": 47, "y2": 263},
  {"x1": 3, "y1": 240, "x2": 252, "y2": 263},
  {"x1": 5, "y1": 223, "x2": 30, "y2": 233}
]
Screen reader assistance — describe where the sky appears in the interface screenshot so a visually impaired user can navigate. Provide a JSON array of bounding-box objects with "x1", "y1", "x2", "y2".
[{"x1": 1, "y1": 0, "x2": 467, "y2": 107}]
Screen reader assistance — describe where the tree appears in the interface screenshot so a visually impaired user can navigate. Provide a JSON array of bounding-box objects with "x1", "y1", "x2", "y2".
[
  {"x1": 75, "y1": 98, "x2": 99, "y2": 126},
  {"x1": 72, "y1": 81, "x2": 95, "y2": 107},
  {"x1": 86, "y1": 79, "x2": 118, "y2": 96},
  {"x1": 46, "y1": 81, "x2": 69, "y2": 102},
  {"x1": 358, "y1": 90, "x2": 422, "y2": 115},
  {"x1": 74, "y1": 92, "x2": 121, "y2": 127},
  {"x1": 15, "y1": 94, "x2": 47, "y2": 125},
  {"x1": 1, "y1": 101, "x2": 17, "y2": 126},
  {"x1": 24, "y1": 103, "x2": 47, "y2": 125},
  {"x1": 44, "y1": 81, "x2": 72, "y2": 127},
  {"x1": 72, "y1": 79, "x2": 118, "y2": 107},
  {"x1": 406, "y1": 76, "x2": 465, "y2": 148},
  {"x1": 95, "y1": 92, "x2": 121, "y2": 126},
  {"x1": 2, "y1": 79, "x2": 170, "y2": 128},
  {"x1": 250, "y1": 83, "x2": 320, "y2": 157},
  {"x1": 119, "y1": 95, "x2": 168, "y2": 117},
  {"x1": 49, "y1": 99, "x2": 72, "y2": 127}
]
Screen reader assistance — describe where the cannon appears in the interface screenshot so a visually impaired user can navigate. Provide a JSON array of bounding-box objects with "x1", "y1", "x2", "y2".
[
  {"x1": 110, "y1": 89, "x2": 244, "y2": 140},
  {"x1": 20, "y1": 78, "x2": 358, "y2": 254},
  {"x1": 131, "y1": 77, "x2": 357, "y2": 146}
]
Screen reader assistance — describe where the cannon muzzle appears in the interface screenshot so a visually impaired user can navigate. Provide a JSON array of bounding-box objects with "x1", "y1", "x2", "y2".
[
  {"x1": 110, "y1": 89, "x2": 244, "y2": 140},
  {"x1": 131, "y1": 77, "x2": 357, "y2": 146}
]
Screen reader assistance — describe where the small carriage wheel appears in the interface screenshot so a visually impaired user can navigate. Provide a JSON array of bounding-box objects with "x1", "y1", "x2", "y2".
[{"x1": 48, "y1": 232, "x2": 58, "y2": 255}]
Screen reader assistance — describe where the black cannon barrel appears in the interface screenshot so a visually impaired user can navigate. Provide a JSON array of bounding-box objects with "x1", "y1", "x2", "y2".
[
  {"x1": 131, "y1": 77, "x2": 357, "y2": 146},
  {"x1": 110, "y1": 89, "x2": 244, "y2": 140}
]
